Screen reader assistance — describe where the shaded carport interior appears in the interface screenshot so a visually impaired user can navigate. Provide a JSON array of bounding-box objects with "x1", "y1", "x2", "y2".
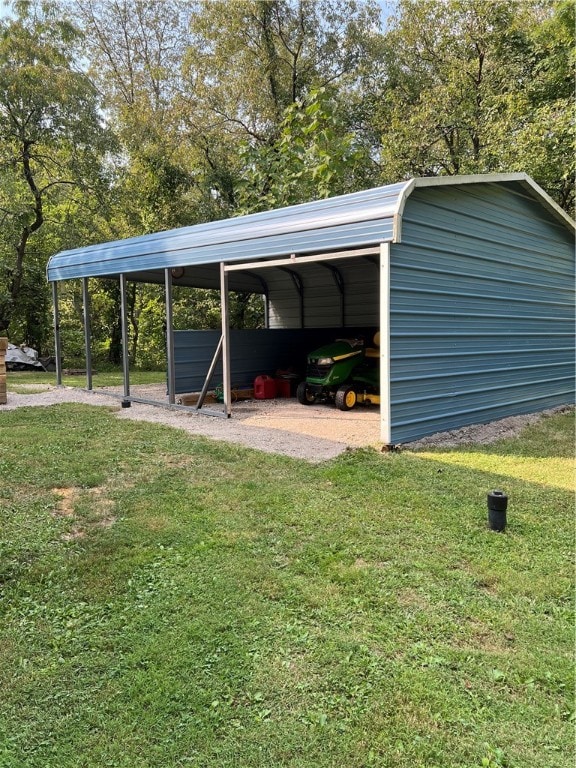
[{"x1": 47, "y1": 181, "x2": 400, "y2": 440}]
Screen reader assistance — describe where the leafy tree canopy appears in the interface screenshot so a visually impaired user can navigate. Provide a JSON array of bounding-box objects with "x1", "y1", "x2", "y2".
[
  {"x1": 0, "y1": 0, "x2": 114, "y2": 343},
  {"x1": 0, "y1": 0, "x2": 572, "y2": 363}
]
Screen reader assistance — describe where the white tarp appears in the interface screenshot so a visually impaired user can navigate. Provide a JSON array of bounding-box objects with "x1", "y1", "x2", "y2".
[{"x1": 6, "y1": 343, "x2": 45, "y2": 370}]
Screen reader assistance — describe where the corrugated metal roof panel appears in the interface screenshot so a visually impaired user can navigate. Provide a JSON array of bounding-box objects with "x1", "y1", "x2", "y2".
[
  {"x1": 47, "y1": 174, "x2": 573, "y2": 285},
  {"x1": 47, "y1": 183, "x2": 407, "y2": 282}
]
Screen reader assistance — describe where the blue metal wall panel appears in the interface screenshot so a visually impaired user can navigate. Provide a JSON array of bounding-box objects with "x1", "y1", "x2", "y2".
[
  {"x1": 339, "y1": 260, "x2": 379, "y2": 327},
  {"x1": 174, "y1": 328, "x2": 375, "y2": 393},
  {"x1": 390, "y1": 183, "x2": 575, "y2": 443},
  {"x1": 266, "y1": 271, "x2": 303, "y2": 328},
  {"x1": 267, "y1": 259, "x2": 379, "y2": 329}
]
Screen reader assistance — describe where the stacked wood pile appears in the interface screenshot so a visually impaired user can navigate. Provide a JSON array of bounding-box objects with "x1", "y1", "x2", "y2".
[{"x1": 0, "y1": 338, "x2": 7, "y2": 405}]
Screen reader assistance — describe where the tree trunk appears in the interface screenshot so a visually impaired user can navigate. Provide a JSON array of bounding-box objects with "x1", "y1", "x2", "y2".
[{"x1": 108, "y1": 321, "x2": 122, "y2": 365}]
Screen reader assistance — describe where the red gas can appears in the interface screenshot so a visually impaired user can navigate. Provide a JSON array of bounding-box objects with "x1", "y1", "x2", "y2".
[
  {"x1": 254, "y1": 375, "x2": 277, "y2": 399},
  {"x1": 274, "y1": 378, "x2": 291, "y2": 398}
]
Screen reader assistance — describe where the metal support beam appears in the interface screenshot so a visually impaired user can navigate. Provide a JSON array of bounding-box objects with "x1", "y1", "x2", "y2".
[
  {"x1": 82, "y1": 277, "x2": 93, "y2": 390},
  {"x1": 164, "y1": 268, "x2": 176, "y2": 404},
  {"x1": 119, "y1": 273, "x2": 130, "y2": 400},
  {"x1": 223, "y1": 246, "x2": 380, "y2": 273},
  {"x1": 279, "y1": 267, "x2": 304, "y2": 328},
  {"x1": 51, "y1": 281, "x2": 62, "y2": 386},
  {"x1": 319, "y1": 262, "x2": 345, "y2": 326},
  {"x1": 220, "y1": 262, "x2": 232, "y2": 417},
  {"x1": 379, "y1": 242, "x2": 392, "y2": 445},
  {"x1": 243, "y1": 270, "x2": 269, "y2": 296},
  {"x1": 86, "y1": 386, "x2": 228, "y2": 418},
  {"x1": 196, "y1": 334, "x2": 223, "y2": 411}
]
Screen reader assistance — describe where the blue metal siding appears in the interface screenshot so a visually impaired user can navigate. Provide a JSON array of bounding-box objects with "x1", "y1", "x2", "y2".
[
  {"x1": 266, "y1": 263, "x2": 342, "y2": 328},
  {"x1": 339, "y1": 260, "x2": 379, "y2": 327},
  {"x1": 389, "y1": 183, "x2": 575, "y2": 443},
  {"x1": 267, "y1": 271, "x2": 303, "y2": 328},
  {"x1": 175, "y1": 329, "x2": 326, "y2": 393},
  {"x1": 267, "y1": 259, "x2": 379, "y2": 329}
]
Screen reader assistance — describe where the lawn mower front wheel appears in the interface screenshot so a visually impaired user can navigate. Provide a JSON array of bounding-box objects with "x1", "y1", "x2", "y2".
[
  {"x1": 297, "y1": 381, "x2": 318, "y2": 405},
  {"x1": 335, "y1": 385, "x2": 357, "y2": 411}
]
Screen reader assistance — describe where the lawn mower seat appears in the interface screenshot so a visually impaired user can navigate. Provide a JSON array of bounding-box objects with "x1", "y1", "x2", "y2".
[{"x1": 365, "y1": 332, "x2": 380, "y2": 359}]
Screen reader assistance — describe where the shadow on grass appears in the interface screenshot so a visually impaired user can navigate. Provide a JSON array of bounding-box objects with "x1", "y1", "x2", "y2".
[{"x1": 407, "y1": 409, "x2": 574, "y2": 491}]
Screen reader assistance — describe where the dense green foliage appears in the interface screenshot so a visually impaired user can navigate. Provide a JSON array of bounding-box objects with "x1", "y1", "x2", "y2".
[
  {"x1": 0, "y1": 404, "x2": 573, "y2": 766},
  {"x1": 0, "y1": 0, "x2": 572, "y2": 365}
]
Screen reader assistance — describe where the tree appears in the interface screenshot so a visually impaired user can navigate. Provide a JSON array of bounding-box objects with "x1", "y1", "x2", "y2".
[
  {"x1": 69, "y1": 0, "x2": 207, "y2": 363},
  {"x1": 237, "y1": 88, "x2": 371, "y2": 212},
  {"x1": 503, "y1": 0, "x2": 575, "y2": 212},
  {"x1": 0, "y1": 0, "x2": 113, "y2": 347},
  {"x1": 185, "y1": 0, "x2": 381, "y2": 139},
  {"x1": 182, "y1": 0, "x2": 382, "y2": 206},
  {"x1": 71, "y1": 0, "x2": 206, "y2": 232},
  {"x1": 374, "y1": 0, "x2": 574, "y2": 213},
  {"x1": 66, "y1": 0, "x2": 384, "y2": 364}
]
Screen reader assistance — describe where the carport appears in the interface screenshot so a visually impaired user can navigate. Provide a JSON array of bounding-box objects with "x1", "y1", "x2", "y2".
[
  {"x1": 47, "y1": 173, "x2": 575, "y2": 445},
  {"x1": 47, "y1": 182, "x2": 396, "y2": 439}
]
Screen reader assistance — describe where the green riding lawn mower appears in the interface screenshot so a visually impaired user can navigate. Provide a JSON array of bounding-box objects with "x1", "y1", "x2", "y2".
[{"x1": 296, "y1": 334, "x2": 380, "y2": 411}]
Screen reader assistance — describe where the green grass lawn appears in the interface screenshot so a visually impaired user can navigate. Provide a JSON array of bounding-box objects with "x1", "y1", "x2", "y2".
[
  {"x1": 0, "y1": 403, "x2": 573, "y2": 768},
  {"x1": 6, "y1": 369, "x2": 165, "y2": 391}
]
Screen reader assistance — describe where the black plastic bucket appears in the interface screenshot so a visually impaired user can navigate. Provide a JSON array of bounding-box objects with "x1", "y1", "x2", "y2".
[{"x1": 487, "y1": 490, "x2": 508, "y2": 532}]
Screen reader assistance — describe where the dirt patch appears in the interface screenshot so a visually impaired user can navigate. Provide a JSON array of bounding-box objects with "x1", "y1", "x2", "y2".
[
  {"x1": 396, "y1": 588, "x2": 431, "y2": 611},
  {"x1": 52, "y1": 487, "x2": 76, "y2": 517},
  {"x1": 51, "y1": 485, "x2": 117, "y2": 537},
  {"x1": 458, "y1": 618, "x2": 516, "y2": 653}
]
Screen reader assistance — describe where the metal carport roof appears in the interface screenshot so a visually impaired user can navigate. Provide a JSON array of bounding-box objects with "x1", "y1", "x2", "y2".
[
  {"x1": 46, "y1": 181, "x2": 406, "y2": 289},
  {"x1": 46, "y1": 173, "x2": 573, "y2": 288}
]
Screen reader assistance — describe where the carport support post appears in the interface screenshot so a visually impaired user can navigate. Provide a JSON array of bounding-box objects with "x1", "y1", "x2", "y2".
[
  {"x1": 164, "y1": 268, "x2": 176, "y2": 404},
  {"x1": 220, "y1": 262, "x2": 232, "y2": 417},
  {"x1": 82, "y1": 277, "x2": 93, "y2": 390},
  {"x1": 120, "y1": 273, "x2": 130, "y2": 400},
  {"x1": 379, "y1": 242, "x2": 392, "y2": 445},
  {"x1": 51, "y1": 281, "x2": 62, "y2": 386}
]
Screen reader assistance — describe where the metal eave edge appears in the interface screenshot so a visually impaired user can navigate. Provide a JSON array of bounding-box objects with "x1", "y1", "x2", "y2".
[{"x1": 391, "y1": 179, "x2": 415, "y2": 243}]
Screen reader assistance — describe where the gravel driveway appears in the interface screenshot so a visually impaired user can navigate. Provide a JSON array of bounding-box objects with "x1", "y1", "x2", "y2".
[
  {"x1": 2, "y1": 384, "x2": 571, "y2": 462},
  {"x1": 2, "y1": 384, "x2": 378, "y2": 461}
]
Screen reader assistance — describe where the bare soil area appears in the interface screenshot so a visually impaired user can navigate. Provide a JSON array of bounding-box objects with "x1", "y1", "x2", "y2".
[{"x1": 2, "y1": 383, "x2": 572, "y2": 462}]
